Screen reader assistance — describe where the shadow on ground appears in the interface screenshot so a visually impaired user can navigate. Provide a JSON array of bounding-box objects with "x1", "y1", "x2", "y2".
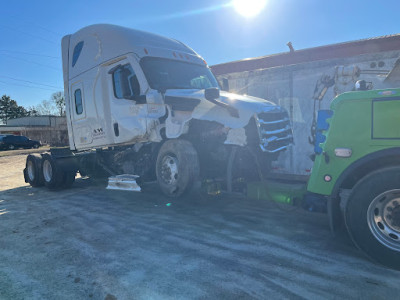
[{"x1": 0, "y1": 178, "x2": 399, "y2": 299}]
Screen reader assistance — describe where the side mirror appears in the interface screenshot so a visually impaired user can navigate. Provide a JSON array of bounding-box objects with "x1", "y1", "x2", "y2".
[{"x1": 205, "y1": 88, "x2": 220, "y2": 100}]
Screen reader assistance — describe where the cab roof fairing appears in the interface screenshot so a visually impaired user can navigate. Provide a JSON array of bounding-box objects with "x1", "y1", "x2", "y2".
[{"x1": 64, "y1": 24, "x2": 204, "y2": 79}]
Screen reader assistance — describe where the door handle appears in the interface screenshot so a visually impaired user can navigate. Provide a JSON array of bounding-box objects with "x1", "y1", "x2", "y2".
[{"x1": 113, "y1": 123, "x2": 119, "y2": 137}]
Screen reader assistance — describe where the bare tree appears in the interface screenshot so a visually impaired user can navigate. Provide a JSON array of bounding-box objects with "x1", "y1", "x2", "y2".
[
  {"x1": 27, "y1": 91, "x2": 66, "y2": 117},
  {"x1": 26, "y1": 106, "x2": 40, "y2": 116},
  {"x1": 51, "y1": 91, "x2": 65, "y2": 116},
  {"x1": 35, "y1": 99, "x2": 58, "y2": 115}
]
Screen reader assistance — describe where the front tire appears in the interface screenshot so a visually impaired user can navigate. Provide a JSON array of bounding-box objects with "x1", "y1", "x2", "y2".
[
  {"x1": 8, "y1": 144, "x2": 15, "y2": 150},
  {"x1": 345, "y1": 167, "x2": 400, "y2": 270},
  {"x1": 156, "y1": 139, "x2": 200, "y2": 197}
]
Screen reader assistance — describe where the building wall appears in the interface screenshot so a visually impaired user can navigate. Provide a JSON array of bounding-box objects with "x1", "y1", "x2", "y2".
[
  {"x1": 214, "y1": 50, "x2": 400, "y2": 177},
  {"x1": 7, "y1": 116, "x2": 65, "y2": 127},
  {"x1": 1, "y1": 116, "x2": 68, "y2": 146},
  {"x1": 25, "y1": 128, "x2": 68, "y2": 146}
]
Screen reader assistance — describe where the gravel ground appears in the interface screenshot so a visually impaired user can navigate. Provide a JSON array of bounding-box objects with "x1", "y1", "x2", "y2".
[{"x1": 0, "y1": 154, "x2": 399, "y2": 299}]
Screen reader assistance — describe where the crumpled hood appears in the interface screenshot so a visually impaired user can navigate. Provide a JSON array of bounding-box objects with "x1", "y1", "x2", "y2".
[
  {"x1": 164, "y1": 89, "x2": 285, "y2": 129},
  {"x1": 218, "y1": 90, "x2": 282, "y2": 113},
  {"x1": 165, "y1": 89, "x2": 282, "y2": 113}
]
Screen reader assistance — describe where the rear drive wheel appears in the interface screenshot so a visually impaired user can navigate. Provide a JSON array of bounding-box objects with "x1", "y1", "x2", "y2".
[
  {"x1": 25, "y1": 154, "x2": 44, "y2": 187},
  {"x1": 156, "y1": 139, "x2": 200, "y2": 197},
  {"x1": 41, "y1": 153, "x2": 64, "y2": 190},
  {"x1": 345, "y1": 167, "x2": 400, "y2": 270}
]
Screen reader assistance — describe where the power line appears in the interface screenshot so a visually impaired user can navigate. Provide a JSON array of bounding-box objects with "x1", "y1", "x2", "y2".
[
  {"x1": 0, "y1": 75, "x2": 62, "y2": 89},
  {"x1": 0, "y1": 24, "x2": 58, "y2": 44},
  {"x1": 2, "y1": 53, "x2": 61, "y2": 71},
  {"x1": 0, "y1": 80, "x2": 58, "y2": 92},
  {"x1": 21, "y1": 21, "x2": 60, "y2": 37},
  {"x1": 0, "y1": 49, "x2": 60, "y2": 59},
  {"x1": 3, "y1": 12, "x2": 61, "y2": 37}
]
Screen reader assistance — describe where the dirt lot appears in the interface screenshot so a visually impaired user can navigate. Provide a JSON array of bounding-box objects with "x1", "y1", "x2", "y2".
[{"x1": 0, "y1": 153, "x2": 399, "y2": 299}]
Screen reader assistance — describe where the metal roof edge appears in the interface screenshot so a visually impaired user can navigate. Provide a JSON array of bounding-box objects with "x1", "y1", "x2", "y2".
[{"x1": 211, "y1": 33, "x2": 400, "y2": 75}]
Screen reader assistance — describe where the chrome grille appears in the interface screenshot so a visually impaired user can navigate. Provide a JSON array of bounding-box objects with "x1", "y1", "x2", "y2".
[{"x1": 255, "y1": 110, "x2": 293, "y2": 153}]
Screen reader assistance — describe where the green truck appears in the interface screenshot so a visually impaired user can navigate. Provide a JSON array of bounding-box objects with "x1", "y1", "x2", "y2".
[{"x1": 307, "y1": 87, "x2": 400, "y2": 270}]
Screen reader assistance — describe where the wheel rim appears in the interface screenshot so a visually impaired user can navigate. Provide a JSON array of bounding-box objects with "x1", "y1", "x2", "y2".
[
  {"x1": 34, "y1": 144, "x2": 39, "y2": 149},
  {"x1": 160, "y1": 155, "x2": 179, "y2": 185},
  {"x1": 27, "y1": 160, "x2": 35, "y2": 181},
  {"x1": 367, "y1": 189, "x2": 400, "y2": 252},
  {"x1": 9, "y1": 145, "x2": 14, "y2": 150},
  {"x1": 43, "y1": 160, "x2": 53, "y2": 183}
]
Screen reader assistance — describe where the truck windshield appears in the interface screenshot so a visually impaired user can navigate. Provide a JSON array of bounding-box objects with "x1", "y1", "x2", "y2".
[{"x1": 140, "y1": 57, "x2": 219, "y2": 92}]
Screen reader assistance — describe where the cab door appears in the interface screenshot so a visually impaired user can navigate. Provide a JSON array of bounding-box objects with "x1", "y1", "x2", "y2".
[
  {"x1": 70, "y1": 81, "x2": 93, "y2": 147},
  {"x1": 106, "y1": 58, "x2": 147, "y2": 144}
]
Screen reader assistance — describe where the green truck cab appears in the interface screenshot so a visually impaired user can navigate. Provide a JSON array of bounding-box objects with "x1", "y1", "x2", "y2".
[{"x1": 307, "y1": 87, "x2": 400, "y2": 269}]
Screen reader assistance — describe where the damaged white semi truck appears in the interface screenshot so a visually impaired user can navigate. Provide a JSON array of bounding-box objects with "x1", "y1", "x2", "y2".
[{"x1": 24, "y1": 24, "x2": 292, "y2": 197}]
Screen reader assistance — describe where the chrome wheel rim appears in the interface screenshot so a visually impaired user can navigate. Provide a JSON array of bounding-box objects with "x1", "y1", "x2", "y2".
[
  {"x1": 367, "y1": 189, "x2": 400, "y2": 251},
  {"x1": 160, "y1": 155, "x2": 179, "y2": 185},
  {"x1": 43, "y1": 160, "x2": 53, "y2": 183},
  {"x1": 27, "y1": 160, "x2": 35, "y2": 181},
  {"x1": 9, "y1": 145, "x2": 14, "y2": 150}
]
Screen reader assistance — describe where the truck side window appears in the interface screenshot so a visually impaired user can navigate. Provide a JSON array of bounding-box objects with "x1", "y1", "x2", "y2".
[
  {"x1": 190, "y1": 75, "x2": 213, "y2": 89},
  {"x1": 72, "y1": 41, "x2": 84, "y2": 67},
  {"x1": 74, "y1": 89, "x2": 83, "y2": 114},
  {"x1": 112, "y1": 64, "x2": 140, "y2": 99}
]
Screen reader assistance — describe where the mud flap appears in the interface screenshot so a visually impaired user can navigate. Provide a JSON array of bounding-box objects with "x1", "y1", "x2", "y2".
[
  {"x1": 328, "y1": 196, "x2": 345, "y2": 235},
  {"x1": 23, "y1": 168, "x2": 28, "y2": 183},
  {"x1": 302, "y1": 192, "x2": 327, "y2": 213}
]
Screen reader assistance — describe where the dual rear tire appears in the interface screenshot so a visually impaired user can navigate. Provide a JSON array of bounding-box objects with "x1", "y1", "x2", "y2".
[
  {"x1": 42, "y1": 153, "x2": 76, "y2": 189},
  {"x1": 25, "y1": 153, "x2": 75, "y2": 190},
  {"x1": 25, "y1": 154, "x2": 44, "y2": 187}
]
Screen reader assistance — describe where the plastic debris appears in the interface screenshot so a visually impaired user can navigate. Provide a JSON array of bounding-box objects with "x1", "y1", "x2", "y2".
[{"x1": 106, "y1": 174, "x2": 141, "y2": 191}]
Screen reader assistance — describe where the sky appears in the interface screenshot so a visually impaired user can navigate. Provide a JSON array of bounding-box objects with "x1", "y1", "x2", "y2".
[{"x1": 1, "y1": 0, "x2": 399, "y2": 108}]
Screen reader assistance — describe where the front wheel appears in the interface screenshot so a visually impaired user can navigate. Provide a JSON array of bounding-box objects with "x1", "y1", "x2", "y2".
[
  {"x1": 345, "y1": 167, "x2": 400, "y2": 270},
  {"x1": 8, "y1": 144, "x2": 15, "y2": 150},
  {"x1": 156, "y1": 139, "x2": 200, "y2": 197}
]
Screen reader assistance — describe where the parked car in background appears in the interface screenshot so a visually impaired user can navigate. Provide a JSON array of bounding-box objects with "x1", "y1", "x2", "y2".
[{"x1": 0, "y1": 135, "x2": 41, "y2": 150}]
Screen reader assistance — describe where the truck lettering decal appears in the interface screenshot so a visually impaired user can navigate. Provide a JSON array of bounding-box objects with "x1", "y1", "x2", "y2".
[{"x1": 93, "y1": 127, "x2": 106, "y2": 140}]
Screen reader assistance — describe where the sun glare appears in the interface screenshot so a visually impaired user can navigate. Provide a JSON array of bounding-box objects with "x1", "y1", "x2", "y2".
[{"x1": 232, "y1": 0, "x2": 267, "y2": 18}]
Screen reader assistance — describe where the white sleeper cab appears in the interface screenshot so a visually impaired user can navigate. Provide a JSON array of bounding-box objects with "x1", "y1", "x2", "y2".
[{"x1": 24, "y1": 24, "x2": 292, "y2": 197}]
